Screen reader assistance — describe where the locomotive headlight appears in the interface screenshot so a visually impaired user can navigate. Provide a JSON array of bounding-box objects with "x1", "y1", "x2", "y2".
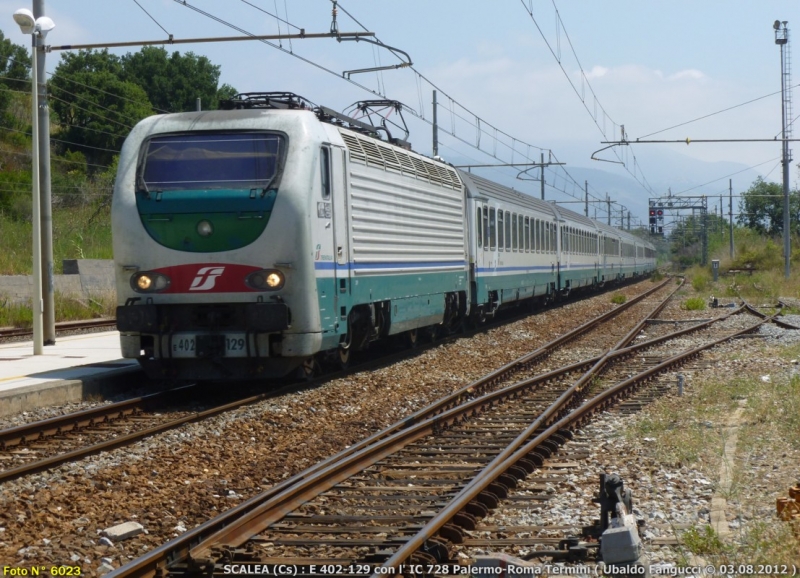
[
  {"x1": 245, "y1": 269, "x2": 285, "y2": 291},
  {"x1": 137, "y1": 275, "x2": 153, "y2": 290},
  {"x1": 131, "y1": 272, "x2": 171, "y2": 293},
  {"x1": 197, "y1": 220, "x2": 214, "y2": 237}
]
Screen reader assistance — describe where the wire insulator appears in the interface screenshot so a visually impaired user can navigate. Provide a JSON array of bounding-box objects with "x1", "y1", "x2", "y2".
[{"x1": 330, "y1": 1, "x2": 339, "y2": 34}]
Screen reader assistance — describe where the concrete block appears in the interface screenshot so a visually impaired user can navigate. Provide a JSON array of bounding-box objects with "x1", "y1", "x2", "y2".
[
  {"x1": 62, "y1": 260, "x2": 80, "y2": 275},
  {"x1": 0, "y1": 276, "x2": 33, "y2": 306},
  {"x1": 601, "y1": 525, "x2": 643, "y2": 564},
  {"x1": 77, "y1": 259, "x2": 115, "y2": 295},
  {"x1": 103, "y1": 521, "x2": 144, "y2": 541},
  {"x1": 53, "y1": 275, "x2": 83, "y2": 298}
]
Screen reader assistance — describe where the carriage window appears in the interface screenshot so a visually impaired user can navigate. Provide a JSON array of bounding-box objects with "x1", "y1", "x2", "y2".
[
  {"x1": 540, "y1": 220, "x2": 544, "y2": 252},
  {"x1": 477, "y1": 207, "x2": 483, "y2": 249},
  {"x1": 518, "y1": 215, "x2": 524, "y2": 252},
  {"x1": 489, "y1": 208, "x2": 496, "y2": 250},
  {"x1": 545, "y1": 223, "x2": 550, "y2": 253},
  {"x1": 512, "y1": 214, "x2": 518, "y2": 251},
  {"x1": 482, "y1": 207, "x2": 489, "y2": 250},
  {"x1": 497, "y1": 210, "x2": 504, "y2": 251},
  {"x1": 320, "y1": 147, "x2": 331, "y2": 199},
  {"x1": 141, "y1": 132, "x2": 284, "y2": 191},
  {"x1": 505, "y1": 211, "x2": 511, "y2": 251},
  {"x1": 524, "y1": 217, "x2": 530, "y2": 252}
]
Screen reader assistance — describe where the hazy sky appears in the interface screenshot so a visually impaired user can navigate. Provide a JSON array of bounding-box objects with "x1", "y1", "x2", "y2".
[{"x1": 2, "y1": 0, "x2": 798, "y2": 208}]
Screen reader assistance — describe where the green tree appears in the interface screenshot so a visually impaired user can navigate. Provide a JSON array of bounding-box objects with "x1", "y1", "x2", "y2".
[
  {"x1": 669, "y1": 212, "x2": 728, "y2": 268},
  {"x1": 121, "y1": 47, "x2": 234, "y2": 112},
  {"x1": 736, "y1": 176, "x2": 800, "y2": 235},
  {"x1": 48, "y1": 50, "x2": 153, "y2": 167},
  {"x1": 217, "y1": 83, "x2": 239, "y2": 103},
  {"x1": 0, "y1": 30, "x2": 31, "y2": 126}
]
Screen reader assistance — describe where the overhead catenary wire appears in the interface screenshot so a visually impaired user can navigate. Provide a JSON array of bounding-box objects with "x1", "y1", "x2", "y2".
[
  {"x1": 330, "y1": 1, "x2": 640, "y2": 223},
  {"x1": 132, "y1": 0, "x2": 172, "y2": 37},
  {"x1": 639, "y1": 85, "x2": 799, "y2": 140},
  {"x1": 518, "y1": 0, "x2": 655, "y2": 195},
  {"x1": 674, "y1": 157, "x2": 781, "y2": 195}
]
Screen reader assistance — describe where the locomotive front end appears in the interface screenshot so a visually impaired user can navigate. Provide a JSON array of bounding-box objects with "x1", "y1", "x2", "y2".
[{"x1": 113, "y1": 110, "x2": 321, "y2": 380}]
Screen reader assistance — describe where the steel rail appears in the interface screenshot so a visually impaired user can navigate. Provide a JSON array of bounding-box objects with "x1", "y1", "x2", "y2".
[
  {"x1": 0, "y1": 379, "x2": 322, "y2": 482},
  {"x1": 106, "y1": 278, "x2": 676, "y2": 578},
  {"x1": 377, "y1": 315, "x2": 769, "y2": 574},
  {"x1": 0, "y1": 384, "x2": 197, "y2": 450},
  {"x1": 0, "y1": 318, "x2": 116, "y2": 338}
]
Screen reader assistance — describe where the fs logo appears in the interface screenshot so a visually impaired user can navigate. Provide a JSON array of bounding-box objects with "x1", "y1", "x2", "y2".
[
  {"x1": 189, "y1": 266, "x2": 226, "y2": 291},
  {"x1": 315, "y1": 244, "x2": 321, "y2": 261}
]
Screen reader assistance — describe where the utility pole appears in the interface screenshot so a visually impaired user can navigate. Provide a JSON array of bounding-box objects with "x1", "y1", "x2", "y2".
[
  {"x1": 540, "y1": 152, "x2": 545, "y2": 200},
  {"x1": 584, "y1": 181, "x2": 588, "y2": 217},
  {"x1": 34, "y1": 0, "x2": 55, "y2": 345},
  {"x1": 606, "y1": 193, "x2": 611, "y2": 226},
  {"x1": 702, "y1": 196, "x2": 708, "y2": 266},
  {"x1": 775, "y1": 20, "x2": 792, "y2": 278},
  {"x1": 729, "y1": 179, "x2": 734, "y2": 259}
]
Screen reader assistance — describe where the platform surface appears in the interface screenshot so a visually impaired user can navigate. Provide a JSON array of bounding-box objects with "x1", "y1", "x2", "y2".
[{"x1": 0, "y1": 331, "x2": 137, "y2": 394}]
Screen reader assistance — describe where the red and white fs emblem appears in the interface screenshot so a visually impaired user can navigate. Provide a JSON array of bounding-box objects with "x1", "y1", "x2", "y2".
[{"x1": 189, "y1": 266, "x2": 226, "y2": 291}]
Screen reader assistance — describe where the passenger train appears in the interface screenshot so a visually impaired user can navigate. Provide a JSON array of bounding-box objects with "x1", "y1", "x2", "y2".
[{"x1": 112, "y1": 92, "x2": 656, "y2": 380}]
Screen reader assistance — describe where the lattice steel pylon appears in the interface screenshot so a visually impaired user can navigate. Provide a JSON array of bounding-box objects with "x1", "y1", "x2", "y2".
[{"x1": 776, "y1": 20, "x2": 792, "y2": 277}]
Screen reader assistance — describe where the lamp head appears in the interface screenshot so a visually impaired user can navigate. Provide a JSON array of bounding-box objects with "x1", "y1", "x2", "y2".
[
  {"x1": 12, "y1": 9, "x2": 55, "y2": 37},
  {"x1": 13, "y1": 8, "x2": 35, "y2": 34},
  {"x1": 35, "y1": 16, "x2": 55, "y2": 38},
  {"x1": 774, "y1": 20, "x2": 782, "y2": 30}
]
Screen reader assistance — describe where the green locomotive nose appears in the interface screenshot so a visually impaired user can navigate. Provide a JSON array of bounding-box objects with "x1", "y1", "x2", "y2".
[{"x1": 135, "y1": 132, "x2": 284, "y2": 252}]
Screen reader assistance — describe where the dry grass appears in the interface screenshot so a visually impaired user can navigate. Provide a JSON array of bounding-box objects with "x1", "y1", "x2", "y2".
[{"x1": 624, "y1": 273, "x2": 800, "y2": 566}]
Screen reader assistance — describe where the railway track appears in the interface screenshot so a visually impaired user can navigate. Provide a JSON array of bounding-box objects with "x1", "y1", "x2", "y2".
[
  {"x1": 0, "y1": 279, "x2": 673, "y2": 484},
  {"x1": 103, "y1": 281, "x2": 777, "y2": 577},
  {"x1": 0, "y1": 317, "x2": 116, "y2": 339}
]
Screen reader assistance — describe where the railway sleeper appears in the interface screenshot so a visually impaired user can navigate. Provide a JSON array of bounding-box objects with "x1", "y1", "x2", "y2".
[
  {"x1": 439, "y1": 523, "x2": 468, "y2": 544},
  {"x1": 452, "y1": 511, "x2": 478, "y2": 531}
]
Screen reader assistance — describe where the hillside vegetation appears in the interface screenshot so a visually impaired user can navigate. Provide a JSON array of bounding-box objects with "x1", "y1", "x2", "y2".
[{"x1": 0, "y1": 32, "x2": 238, "y2": 324}]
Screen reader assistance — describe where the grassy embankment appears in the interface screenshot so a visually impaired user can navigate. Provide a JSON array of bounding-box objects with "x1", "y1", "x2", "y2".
[
  {"x1": 0, "y1": 204, "x2": 115, "y2": 327},
  {"x1": 618, "y1": 237, "x2": 800, "y2": 564}
]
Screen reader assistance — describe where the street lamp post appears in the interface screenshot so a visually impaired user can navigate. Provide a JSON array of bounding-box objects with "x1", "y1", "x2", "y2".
[{"x1": 13, "y1": 8, "x2": 54, "y2": 355}]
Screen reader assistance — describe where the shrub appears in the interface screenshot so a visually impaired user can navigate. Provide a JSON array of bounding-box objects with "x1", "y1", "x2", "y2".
[
  {"x1": 691, "y1": 271, "x2": 710, "y2": 292},
  {"x1": 610, "y1": 294, "x2": 626, "y2": 305},
  {"x1": 684, "y1": 297, "x2": 706, "y2": 311}
]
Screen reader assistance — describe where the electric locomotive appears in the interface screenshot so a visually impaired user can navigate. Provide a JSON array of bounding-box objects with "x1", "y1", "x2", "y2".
[{"x1": 113, "y1": 93, "x2": 469, "y2": 380}]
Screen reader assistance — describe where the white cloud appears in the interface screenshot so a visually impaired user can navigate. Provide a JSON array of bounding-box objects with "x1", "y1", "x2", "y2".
[
  {"x1": 585, "y1": 65, "x2": 609, "y2": 79},
  {"x1": 668, "y1": 69, "x2": 706, "y2": 81}
]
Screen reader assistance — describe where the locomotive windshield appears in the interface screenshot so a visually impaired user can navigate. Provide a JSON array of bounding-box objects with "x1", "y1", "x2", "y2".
[{"x1": 140, "y1": 132, "x2": 284, "y2": 191}]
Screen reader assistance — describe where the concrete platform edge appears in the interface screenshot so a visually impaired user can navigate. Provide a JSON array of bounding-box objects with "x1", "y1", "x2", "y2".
[{"x1": 0, "y1": 365, "x2": 142, "y2": 417}]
